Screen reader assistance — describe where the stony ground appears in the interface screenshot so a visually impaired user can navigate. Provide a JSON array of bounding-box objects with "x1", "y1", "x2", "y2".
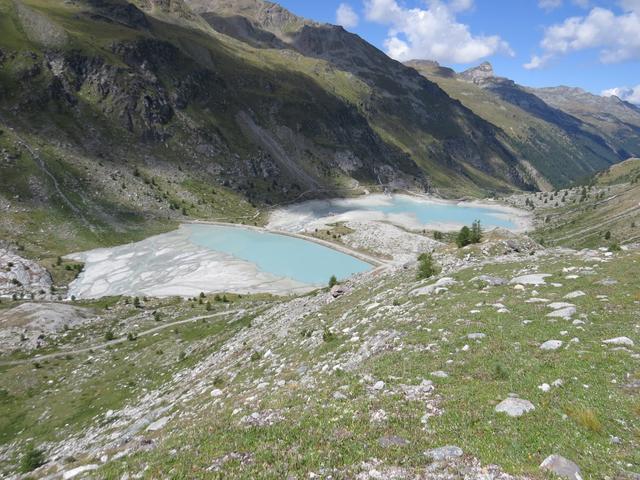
[{"x1": 0, "y1": 236, "x2": 637, "y2": 479}]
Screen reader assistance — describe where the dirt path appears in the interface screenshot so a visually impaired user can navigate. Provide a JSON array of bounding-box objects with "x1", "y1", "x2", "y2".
[{"x1": 0, "y1": 308, "x2": 247, "y2": 367}]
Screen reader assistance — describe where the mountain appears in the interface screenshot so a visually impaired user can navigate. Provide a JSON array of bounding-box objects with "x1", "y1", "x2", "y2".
[
  {"x1": 1, "y1": 0, "x2": 638, "y2": 261},
  {"x1": 0, "y1": 0, "x2": 549, "y2": 259},
  {"x1": 409, "y1": 60, "x2": 640, "y2": 187},
  {"x1": 530, "y1": 86, "x2": 640, "y2": 156}
]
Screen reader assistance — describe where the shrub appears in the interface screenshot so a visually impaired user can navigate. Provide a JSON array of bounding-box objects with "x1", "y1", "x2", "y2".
[
  {"x1": 493, "y1": 363, "x2": 509, "y2": 380},
  {"x1": 322, "y1": 327, "x2": 337, "y2": 342},
  {"x1": 206, "y1": 301, "x2": 212, "y2": 311},
  {"x1": 609, "y1": 243, "x2": 622, "y2": 252},
  {"x1": 127, "y1": 332, "x2": 137, "y2": 341},
  {"x1": 328, "y1": 275, "x2": 338, "y2": 288},
  {"x1": 604, "y1": 230, "x2": 611, "y2": 240},
  {"x1": 104, "y1": 331, "x2": 115, "y2": 341},
  {"x1": 433, "y1": 231, "x2": 444, "y2": 241},
  {"x1": 20, "y1": 444, "x2": 45, "y2": 473},
  {"x1": 416, "y1": 253, "x2": 439, "y2": 280},
  {"x1": 250, "y1": 351, "x2": 262, "y2": 362}
]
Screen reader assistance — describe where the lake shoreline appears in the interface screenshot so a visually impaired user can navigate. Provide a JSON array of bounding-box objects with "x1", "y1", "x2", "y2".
[{"x1": 268, "y1": 192, "x2": 532, "y2": 233}]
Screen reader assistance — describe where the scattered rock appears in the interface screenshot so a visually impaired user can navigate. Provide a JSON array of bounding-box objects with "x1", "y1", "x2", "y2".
[
  {"x1": 378, "y1": 435, "x2": 410, "y2": 448},
  {"x1": 471, "y1": 275, "x2": 507, "y2": 286},
  {"x1": 495, "y1": 397, "x2": 535, "y2": 417},
  {"x1": 146, "y1": 416, "x2": 170, "y2": 432},
  {"x1": 373, "y1": 380, "x2": 385, "y2": 391},
  {"x1": 370, "y1": 409, "x2": 388, "y2": 424},
  {"x1": 425, "y1": 445, "x2": 464, "y2": 461},
  {"x1": 603, "y1": 337, "x2": 634, "y2": 346},
  {"x1": 410, "y1": 277, "x2": 458, "y2": 296},
  {"x1": 564, "y1": 291, "x2": 585, "y2": 299},
  {"x1": 430, "y1": 371, "x2": 449, "y2": 378},
  {"x1": 540, "y1": 454, "x2": 582, "y2": 480},
  {"x1": 547, "y1": 307, "x2": 576, "y2": 319},
  {"x1": 509, "y1": 274, "x2": 550, "y2": 286},
  {"x1": 467, "y1": 333, "x2": 486, "y2": 340},
  {"x1": 207, "y1": 452, "x2": 254, "y2": 472},
  {"x1": 62, "y1": 464, "x2": 99, "y2": 479},
  {"x1": 330, "y1": 284, "x2": 350, "y2": 298},
  {"x1": 240, "y1": 410, "x2": 284, "y2": 428},
  {"x1": 540, "y1": 340, "x2": 563, "y2": 350}
]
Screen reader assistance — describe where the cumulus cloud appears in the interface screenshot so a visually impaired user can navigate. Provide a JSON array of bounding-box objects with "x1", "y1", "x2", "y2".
[
  {"x1": 602, "y1": 85, "x2": 640, "y2": 104},
  {"x1": 539, "y1": 0, "x2": 563, "y2": 11},
  {"x1": 363, "y1": 0, "x2": 513, "y2": 64},
  {"x1": 538, "y1": 0, "x2": 590, "y2": 11},
  {"x1": 526, "y1": 4, "x2": 640, "y2": 68},
  {"x1": 620, "y1": 0, "x2": 640, "y2": 12},
  {"x1": 524, "y1": 54, "x2": 552, "y2": 69},
  {"x1": 336, "y1": 3, "x2": 359, "y2": 29}
]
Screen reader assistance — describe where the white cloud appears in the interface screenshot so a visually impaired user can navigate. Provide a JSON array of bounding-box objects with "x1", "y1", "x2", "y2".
[
  {"x1": 363, "y1": 0, "x2": 513, "y2": 64},
  {"x1": 526, "y1": 5, "x2": 640, "y2": 68},
  {"x1": 336, "y1": 3, "x2": 359, "y2": 29},
  {"x1": 619, "y1": 0, "x2": 640, "y2": 13},
  {"x1": 539, "y1": 0, "x2": 563, "y2": 11},
  {"x1": 524, "y1": 53, "x2": 552, "y2": 69},
  {"x1": 602, "y1": 85, "x2": 640, "y2": 104},
  {"x1": 538, "y1": 0, "x2": 590, "y2": 11}
]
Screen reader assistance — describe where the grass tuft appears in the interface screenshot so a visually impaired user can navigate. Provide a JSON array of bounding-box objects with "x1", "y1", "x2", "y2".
[{"x1": 565, "y1": 406, "x2": 603, "y2": 433}]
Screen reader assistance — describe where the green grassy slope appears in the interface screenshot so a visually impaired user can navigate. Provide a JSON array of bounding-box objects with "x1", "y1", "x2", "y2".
[{"x1": 1, "y1": 245, "x2": 638, "y2": 479}]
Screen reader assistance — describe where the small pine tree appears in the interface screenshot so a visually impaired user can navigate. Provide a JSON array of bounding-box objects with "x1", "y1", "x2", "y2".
[
  {"x1": 206, "y1": 301, "x2": 212, "y2": 311},
  {"x1": 604, "y1": 231, "x2": 611, "y2": 240},
  {"x1": 133, "y1": 297, "x2": 141, "y2": 308},
  {"x1": 470, "y1": 220, "x2": 482, "y2": 244},
  {"x1": 456, "y1": 226, "x2": 472, "y2": 248},
  {"x1": 328, "y1": 275, "x2": 338, "y2": 288},
  {"x1": 416, "y1": 253, "x2": 439, "y2": 280}
]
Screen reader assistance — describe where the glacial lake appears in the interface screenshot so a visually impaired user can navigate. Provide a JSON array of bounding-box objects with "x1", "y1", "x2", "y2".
[
  {"x1": 269, "y1": 194, "x2": 528, "y2": 232},
  {"x1": 67, "y1": 224, "x2": 373, "y2": 299},
  {"x1": 187, "y1": 224, "x2": 372, "y2": 285}
]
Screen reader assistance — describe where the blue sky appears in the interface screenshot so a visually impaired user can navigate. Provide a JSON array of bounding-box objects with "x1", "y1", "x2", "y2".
[{"x1": 276, "y1": 0, "x2": 640, "y2": 102}]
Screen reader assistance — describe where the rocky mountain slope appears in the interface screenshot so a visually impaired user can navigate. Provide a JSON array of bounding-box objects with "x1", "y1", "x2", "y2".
[
  {"x1": 1, "y1": 0, "x2": 638, "y2": 263},
  {"x1": 1, "y1": 0, "x2": 555, "y2": 261},
  {"x1": 409, "y1": 60, "x2": 640, "y2": 187},
  {"x1": 0, "y1": 228, "x2": 638, "y2": 479}
]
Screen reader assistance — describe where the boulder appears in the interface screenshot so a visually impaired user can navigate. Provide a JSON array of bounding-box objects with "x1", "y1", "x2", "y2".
[
  {"x1": 540, "y1": 340, "x2": 563, "y2": 350},
  {"x1": 603, "y1": 337, "x2": 634, "y2": 346},
  {"x1": 495, "y1": 397, "x2": 535, "y2": 417},
  {"x1": 540, "y1": 454, "x2": 582, "y2": 480},
  {"x1": 409, "y1": 277, "x2": 458, "y2": 296},
  {"x1": 425, "y1": 445, "x2": 463, "y2": 461}
]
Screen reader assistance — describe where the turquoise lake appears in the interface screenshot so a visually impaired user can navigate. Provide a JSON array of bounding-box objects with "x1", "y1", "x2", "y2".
[
  {"x1": 305, "y1": 196, "x2": 517, "y2": 229},
  {"x1": 187, "y1": 224, "x2": 372, "y2": 285}
]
